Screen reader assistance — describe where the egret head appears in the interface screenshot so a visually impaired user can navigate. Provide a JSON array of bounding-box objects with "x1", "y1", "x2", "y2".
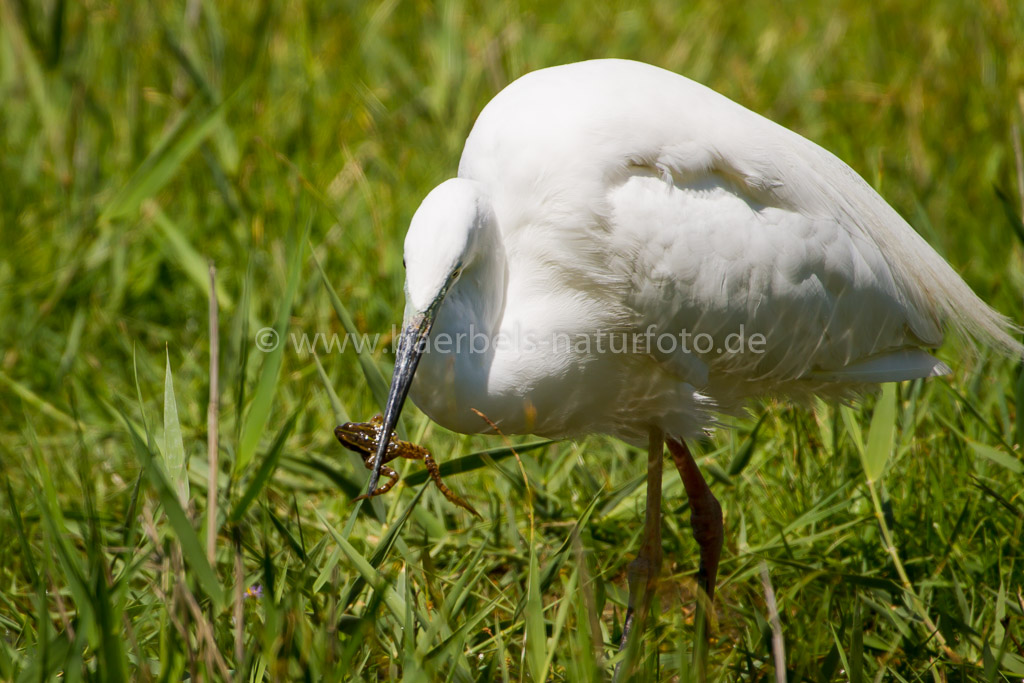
[
  {"x1": 365, "y1": 178, "x2": 495, "y2": 495},
  {"x1": 403, "y1": 178, "x2": 492, "y2": 313}
]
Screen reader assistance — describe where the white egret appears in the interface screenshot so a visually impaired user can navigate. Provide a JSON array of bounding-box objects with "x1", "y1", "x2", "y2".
[{"x1": 363, "y1": 59, "x2": 1022, "y2": 656}]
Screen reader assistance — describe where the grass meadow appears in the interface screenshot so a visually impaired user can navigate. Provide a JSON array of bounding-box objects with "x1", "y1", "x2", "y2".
[{"x1": 2, "y1": 0, "x2": 1024, "y2": 680}]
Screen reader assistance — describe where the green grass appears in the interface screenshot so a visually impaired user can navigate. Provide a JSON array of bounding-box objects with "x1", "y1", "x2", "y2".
[{"x1": 2, "y1": 0, "x2": 1024, "y2": 680}]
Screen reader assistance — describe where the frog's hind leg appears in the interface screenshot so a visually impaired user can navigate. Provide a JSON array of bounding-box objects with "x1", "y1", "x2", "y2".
[
  {"x1": 354, "y1": 464, "x2": 399, "y2": 500},
  {"x1": 423, "y1": 455, "x2": 481, "y2": 519}
]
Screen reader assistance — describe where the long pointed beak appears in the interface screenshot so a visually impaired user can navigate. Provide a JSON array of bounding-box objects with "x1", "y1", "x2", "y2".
[{"x1": 365, "y1": 311, "x2": 435, "y2": 496}]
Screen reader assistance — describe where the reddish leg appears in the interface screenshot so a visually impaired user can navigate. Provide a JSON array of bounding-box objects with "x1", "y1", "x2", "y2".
[
  {"x1": 616, "y1": 428, "x2": 664, "y2": 679},
  {"x1": 667, "y1": 438, "x2": 723, "y2": 604}
]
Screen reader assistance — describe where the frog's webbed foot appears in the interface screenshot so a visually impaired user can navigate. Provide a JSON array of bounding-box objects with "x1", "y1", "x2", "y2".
[
  {"x1": 354, "y1": 463, "x2": 399, "y2": 501},
  {"x1": 423, "y1": 454, "x2": 482, "y2": 519}
]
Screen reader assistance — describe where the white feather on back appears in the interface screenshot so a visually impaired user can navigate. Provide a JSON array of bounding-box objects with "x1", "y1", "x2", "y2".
[
  {"x1": 458, "y1": 58, "x2": 1023, "y2": 392},
  {"x1": 396, "y1": 58, "x2": 1024, "y2": 443}
]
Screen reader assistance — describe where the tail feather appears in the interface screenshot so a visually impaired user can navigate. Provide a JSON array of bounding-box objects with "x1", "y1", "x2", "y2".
[{"x1": 815, "y1": 148, "x2": 1024, "y2": 360}]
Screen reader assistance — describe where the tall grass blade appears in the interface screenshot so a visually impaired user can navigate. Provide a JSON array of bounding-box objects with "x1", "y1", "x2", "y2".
[
  {"x1": 728, "y1": 412, "x2": 766, "y2": 476},
  {"x1": 403, "y1": 439, "x2": 553, "y2": 486},
  {"x1": 267, "y1": 506, "x2": 308, "y2": 562},
  {"x1": 0, "y1": 2, "x2": 63, "y2": 175},
  {"x1": 970, "y1": 475, "x2": 1023, "y2": 518},
  {"x1": 149, "y1": 206, "x2": 234, "y2": 310},
  {"x1": 966, "y1": 439, "x2": 1024, "y2": 475},
  {"x1": 828, "y1": 624, "x2": 853, "y2": 682},
  {"x1": 840, "y1": 405, "x2": 865, "y2": 457},
  {"x1": 309, "y1": 247, "x2": 397, "y2": 433},
  {"x1": 850, "y1": 596, "x2": 863, "y2": 683},
  {"x1": 233, "y1": 257, "x2": 254, "y2": 445},
  {"x1": 312, "y1": 350, "x2": 349, "y2": 424},
  {"x1": 99, "y1": 86, "x2": 243, "y2": 223},
  {"x1": 118, "y1": 408, "x2": 224, "y2": 608},
  {"x1": 236, "y1": 218, "x2": 309, "y2": 473},
  {"x1": 56, "y1": 307, "x2": 86, "y2": 383},
  {"x1": 314, "y1": 509, "x2": 414, "y2": 624},
  {"x1": 0, "y1": 370, "x2": 75, "y2": 427},
  {"x1": 515, "y1": 493, "x2": 601, "y2": 620},
  {"x1": 91, "y1": 557, "x2": 128, "y2": 683},
  {"x1": 436, "y1": 543, "x2": 486, "y2": 624},
  {"x1": 524, "y1": 550, "x2": 547, "y2": 682},
  {"x1": 5, "y1": 477, "x2": 39, "y2": 586},
  {"x1": 14, "y1": 635, "x2": 72, "y2": 683},
  {"x1": 863, "y1": 383, "x2": 896, "y2": 482},
  {"x1": 163, "y1": 349, "x2": 189, "y2": 505},
  {"x1": 994, "y1": 186, "x2": 1024, "y2": 247},
  {"x1": 1015, "y1": 364, "x2": 1024, "y2": 449},
  {"x1": 228, "y1": 411, "x2": 298, "y2": 523},
  {"x1": 422, "y1": 594, "x2": 504, "y2": 666},
  {"x1": 33, "y1": 477, "x2": 95, "y2": 647},
  {"x1": 131, "y1": 345, "x2": 154, "y2": 451},
  {"x1": 542, "y1": 570, "x2": 576, "y2": 678},
  {"x1": 339, "y1": 485, "x2": 428, "y2": 613}
]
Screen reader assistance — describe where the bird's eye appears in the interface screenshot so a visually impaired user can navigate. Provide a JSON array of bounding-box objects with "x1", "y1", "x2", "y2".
[{"x1": 451, "y1": 266, "x2": 463, "y2": 281}]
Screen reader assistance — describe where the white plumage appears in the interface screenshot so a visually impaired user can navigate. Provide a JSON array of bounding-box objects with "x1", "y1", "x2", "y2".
[
  {"x1": 396, "y1": 59, "x2": 1021, "y2": 446},
  {"x1": 362, "y1": 58, "x2": 1023, "y2": 662}
]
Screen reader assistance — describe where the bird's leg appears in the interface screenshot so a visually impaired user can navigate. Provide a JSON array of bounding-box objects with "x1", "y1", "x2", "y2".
[
  {"x1": 616, "y1": 427, "x2": 664, "y2": 677},
  {"x1": 667, "y1": 437, "x2": 723, "y2": 610}
]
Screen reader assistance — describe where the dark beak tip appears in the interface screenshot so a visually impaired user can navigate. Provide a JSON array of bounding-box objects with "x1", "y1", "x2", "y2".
[{"x1": 366, "y1": 310, "x2": 436, "y2": 495}]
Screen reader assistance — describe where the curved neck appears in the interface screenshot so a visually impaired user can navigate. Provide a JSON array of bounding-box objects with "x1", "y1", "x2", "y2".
[{"x1": 436, "y1": 219, "x2": 506, "y2": 340}]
